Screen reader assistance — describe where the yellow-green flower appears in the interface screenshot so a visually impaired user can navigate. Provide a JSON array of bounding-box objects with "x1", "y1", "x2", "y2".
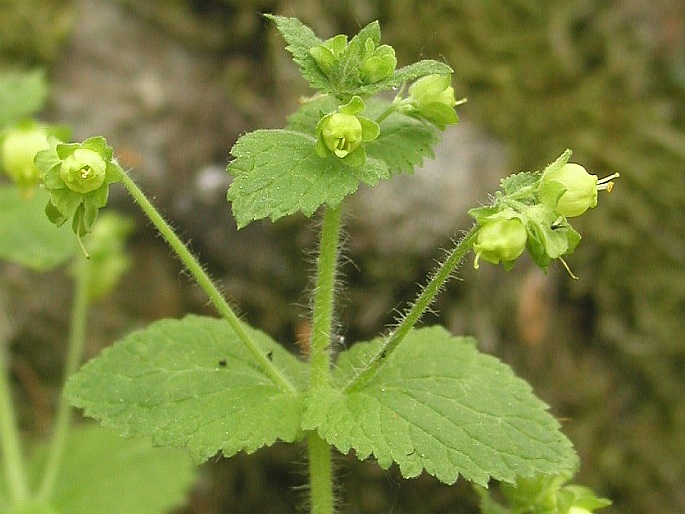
[
  {"x1": 473, "y1": 213, "x2": 528, "y2": 270},
  {"x1": 539, "y1": 162, "x2": 618, "y2": 218},
  {"x1": 315, "y1": 96, "x2": 380, "y2": 167}
]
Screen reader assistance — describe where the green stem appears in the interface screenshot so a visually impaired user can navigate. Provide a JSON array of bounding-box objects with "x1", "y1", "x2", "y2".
[
  {"x1": 0, "y1": 340, "x2": 29, "y2": 505},
  {"x1": 118, "y1": 170, "x2": 295, "y2": 393},
  {"x1": 36, "y1": 257, "x2": 91, "y2": 501},
  {"x1": 307, "y1": 431, "x2": 335, "y2": 514},
  {"x1": 346, "y1": 226, "x2": 479, "y2": 391},
  {"x1": 306, "y1": 205, "x2": 343, "y2": 514},
  {"x1": 308, "y1": 205, "x2": 342, "y2": 389}
]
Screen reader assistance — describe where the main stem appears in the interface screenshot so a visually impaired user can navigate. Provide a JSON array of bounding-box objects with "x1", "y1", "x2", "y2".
[
  {"x1": 346, "y1": 226, "x2": 479, "y2": 391},
  {"x1": 307, "y1": 205, "x2": 342, "y2": 514},
  {"x1": 118, "y1": 170, "x2": 295, "y2": 393},
  {"x1": 37, "y1": 258, "x2": 91, "y2": 500},
  {"x1": 0, "y1": 338, "x2": 29, "y2": 505}
]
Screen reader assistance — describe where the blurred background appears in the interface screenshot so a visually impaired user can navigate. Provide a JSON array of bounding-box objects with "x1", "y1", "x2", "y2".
[{"x1": 1, "y1": 0, "x2": 684, "y2": 512}]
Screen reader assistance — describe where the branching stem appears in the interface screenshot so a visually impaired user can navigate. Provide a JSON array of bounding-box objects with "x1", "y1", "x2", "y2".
[{"x1": 346, "y1": 225, "x2": 478, "y2": 391}]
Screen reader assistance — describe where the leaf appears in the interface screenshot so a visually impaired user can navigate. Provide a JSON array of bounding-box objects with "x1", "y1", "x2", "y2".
[
  {"x1": 265, "y1": 15, "x2": 330, "y2": 94},
  {"x1": 303, "y1": 326, "x2": 577, "y2": 486},
  {"x1": 66, "y1": 315, "x2": 308, "y2": 462},
  {"x1": 0, "y1": 186, "x2": 76, "y2": 270},
  {"x1": 500, "y1": 171, "x2": 538, "y2": 196},
  {"x1": 0, "y1": 70, "x2": 48, "y2": 128},
  {"x1": 391, "y1": 60, "x2": 454, "y2": 87},
  {"x1": 365, "y1": 105, "x2": 443, "y2": 175},
  {"x1": 226, "y1": 129, "x2": 389, "y2": 227},
  {"x1": 287, "y1": 98, "x2": 443, "y2": 175},
  {"x1": 26, "y1": 424, "x2": 195, "y2": 514}
]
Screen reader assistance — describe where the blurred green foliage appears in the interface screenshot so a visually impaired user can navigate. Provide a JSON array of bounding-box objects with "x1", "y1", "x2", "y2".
[{"x1": 0, "y1": 0, "x2": 74, "y2": 66}]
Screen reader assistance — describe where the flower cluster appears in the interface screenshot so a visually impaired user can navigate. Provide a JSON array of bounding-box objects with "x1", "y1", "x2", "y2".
[
  {"x1": 309, "y1": 32, "x2": 397, "y2": 85},
  {"x1": 35, "y1": 136, "x2": 122, "y2": 238},
  {"x1": 469, "y1": 150, "x2": 618, "y2": 273},
  {"x1": 493, "y1": 472, "x2": 612, "y2": 514}
]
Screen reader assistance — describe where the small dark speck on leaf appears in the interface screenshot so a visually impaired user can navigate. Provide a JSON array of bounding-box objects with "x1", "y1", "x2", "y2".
[
  {"x1": 218, "y1": 359, "x2": 227, "y2": 367},
  {"x1": 267, "y1": 351, "x2": 273, "y2": 361}
]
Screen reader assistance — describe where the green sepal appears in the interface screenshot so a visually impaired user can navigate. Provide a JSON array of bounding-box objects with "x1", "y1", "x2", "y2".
[{"x1": 524, "y1": 204, "x2": 581, "y2": 269}]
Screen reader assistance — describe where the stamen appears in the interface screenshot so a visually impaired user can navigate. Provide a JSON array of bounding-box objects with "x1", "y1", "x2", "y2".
[{"x1": 597, "y1": 172, "x2": 620, "y2": 192}]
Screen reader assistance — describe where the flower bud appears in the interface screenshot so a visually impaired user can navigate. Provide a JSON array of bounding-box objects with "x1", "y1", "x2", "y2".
[
  {"x1": 407, "y1": 74, "x2": 458, "y2": 129},
  {"x1": 361, "y1": 40, "x2": 397, "y2": 83},
  {"x1": 310, "y1": 34, "x2": 348, "y2": 74},
  {"x1": 60, "y1": 148, "x2": 107, "y2": 194},
  {"x1": 473, "y1": 216, "x2": 528, "y2": 270},
  {"x1": 0, "y1": 124, "x2": 51, "y2": 194}
]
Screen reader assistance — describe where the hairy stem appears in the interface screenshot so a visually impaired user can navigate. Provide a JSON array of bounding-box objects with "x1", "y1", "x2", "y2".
[
  {"x1": 346, "y1": 226, "x2": 478, "y2": 391},
  {"x1": 0, "y1": 340, "x2": 29, "y2": 505},
  {"x1": 307, "y1": 205, "x2": 343, "y2": 514},
  {"x1": 118, "y1": 170, "x2": 295, "y2": 393},
  {"x1": 309, "y1": 205, "x2": 342, "y2": 388},
  {"x1": 307, "y1": 431, "x2": 335, "y2": 514},
  {"x1": 37, "y1": 256, "x2": 91, "y2": 500}
]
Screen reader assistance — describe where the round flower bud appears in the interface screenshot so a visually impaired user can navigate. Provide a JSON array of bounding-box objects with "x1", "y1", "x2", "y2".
[
  {"x1": 407, "y1": 74, "x2": 458, "y2": 129},
  {"x1": 473, "y1": 217, "x2": 528, "y2": 269},
  {"x1": 0, "y1": 125, "x2": 51, "y2": 193},
  {"x1": 310, "y1": 34, "x2": 348, "y2": 75},
  {"x1": 59, "y1": 148, "x2": 107, "y2": 194},
  {"x1": 361, "y1": 41, "x2": 397, "y2": 83},
  {"x1": 539, "y1": 163, "x2": 598, "y2": 217}
]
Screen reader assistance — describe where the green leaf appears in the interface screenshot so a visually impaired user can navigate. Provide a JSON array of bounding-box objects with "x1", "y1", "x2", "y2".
[
  {"x1": 4, "y1": 502, "x2": 61, "y2": 514},
  {"x1": 303, "y1": 326, "x2": 577, "y2": 486},
  {"x1": 365, "y1": 103, "x2": 443, "y2": 174},
  {"x1": 66, "y1": 315, "x2": 307, "y2": 462},
  {"x1": 265, "y1": 15, "x2": 330, "y2": 93},
  {"x1": 0, "y1": 186, "x2": 76, "y2": 270},
  {"x1": 500, "y1": 171, "x2": 537, "y2": 196},
  {"x1": 26, "y1": 424, "x2": 195, "y2": 514},
  {"x1": 0, "y1": 70, "x2": 48, "y2": 128},
  {"x1": 226, "y1": 129, "x2": 389, "y2": 227},
  {"x1": 391, "y1": 60, "x2": 454, "y2": 87}
]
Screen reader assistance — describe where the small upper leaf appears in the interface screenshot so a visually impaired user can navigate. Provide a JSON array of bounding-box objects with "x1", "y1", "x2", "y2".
[
  {"x1": 265, "y1": 15, "x2": 330, "y2": 94},
  {"x1": 0, "y1": 185, "x2": 76, "y2": 270},
  {"x1": 303, "y1": 326, "x2": 577, "y2": 486},
  {"x1": 66, "y1": 315, "x2": 308, "y2": 462},
  {"x1": 226, "y1": 129, "x2": 389, "y2": 227}
]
